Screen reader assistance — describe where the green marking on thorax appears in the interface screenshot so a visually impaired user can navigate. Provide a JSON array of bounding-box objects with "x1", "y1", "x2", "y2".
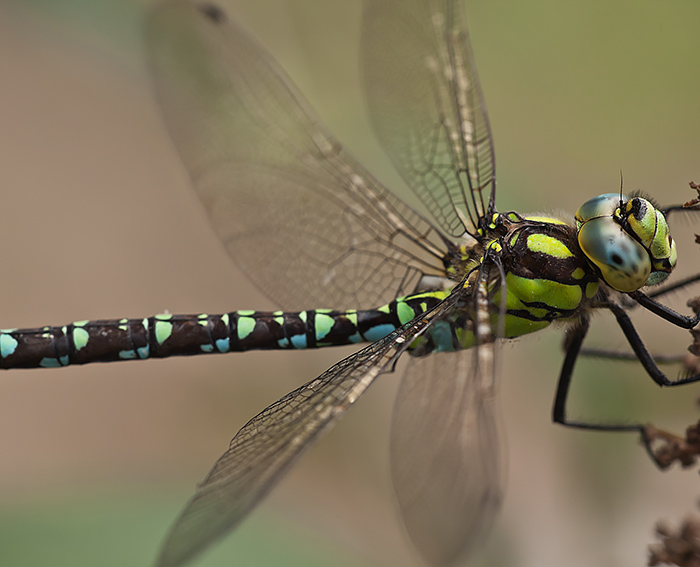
[
  {"x1": 524, "y1": 215, "x2": 566, "y2": 225},
  {"x1": 585, "y1": 282, "x2": 599, "y2": 298},
  {"x1": 506, "y1": 272, "x2": 582, "y2": 311},
  {"x1": 526, "y1": 233, "x2": 573, "y2": 259},
  {"x1": 500, "y1": 313, "x2": 551, "y2": 338}
]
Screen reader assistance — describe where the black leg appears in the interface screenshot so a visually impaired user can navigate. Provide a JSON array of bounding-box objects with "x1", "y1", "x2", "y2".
[
  {"x1": 552, "y1": 306, "x2": 700, "y2": 467},
  {"x1": 607, "y1": 301, "x2": 700, "y2": 386},
  {"x1": 578, "y1": 347, "x2": 685, "y2": 365},
  {"x1": 629, "y1": 290, "x2": 700, "y2": 329},
  {"x1": 576, "y1": 286, "x2": 700, "y2": 364},
  {"x1": 552, "y1": 317, "x2": 644, "y2": 434}
]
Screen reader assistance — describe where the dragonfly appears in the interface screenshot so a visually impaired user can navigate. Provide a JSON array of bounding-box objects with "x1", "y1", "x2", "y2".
[{"x1": 3, "y1": 1, "x2": 700, "y2": 566}]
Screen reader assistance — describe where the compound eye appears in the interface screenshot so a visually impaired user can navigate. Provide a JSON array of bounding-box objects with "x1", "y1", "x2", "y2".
[
  {"x1": 575, "y1": 193, "x2": 626, "y2": 227},
  {"x1": 622, "y1": 197, "x2": 677, "y2": 285},
  {"x1": 578, "y1": 216, "x2": 651, "y2": 292}
]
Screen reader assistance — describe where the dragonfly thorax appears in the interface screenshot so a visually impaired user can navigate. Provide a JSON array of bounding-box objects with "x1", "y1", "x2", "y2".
[
  {"x1": 412, "y1": 213, "x2": 602, "y2": 356},
  {"x1": 490, "y1": 213, "x2": 600, "y2": 338},
  {"x1": 575, "y1": 193, "x2": 676, "y2": 292}
]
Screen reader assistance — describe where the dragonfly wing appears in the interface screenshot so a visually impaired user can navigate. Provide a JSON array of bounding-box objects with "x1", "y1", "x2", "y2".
[
  {"x1": 391, "y1": 345, "x2": 503, "y2": 564},
  {"x1": 362, "y1": 0, "x2": 496, "y2": 238},
  {"x1": 155, "y1": 290, "x2": 461, "y2": 567},
  {"x1": 146, "y1": 1, "x2": 447, "y2": 311}
]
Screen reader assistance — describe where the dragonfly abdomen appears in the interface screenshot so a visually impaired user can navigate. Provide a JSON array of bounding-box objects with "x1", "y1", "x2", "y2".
[{"x1": 0, "y1": 294, "x2": 448, "y2": 369}]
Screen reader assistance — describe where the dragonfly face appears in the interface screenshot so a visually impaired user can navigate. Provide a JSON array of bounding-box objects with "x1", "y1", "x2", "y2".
[{"x1": 576, "y1": 193, "x2": 676, "y2": 292}]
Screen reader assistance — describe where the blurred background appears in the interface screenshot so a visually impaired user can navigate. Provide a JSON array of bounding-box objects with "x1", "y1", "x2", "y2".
[{"x1": 0, "y1": 0, "x2": 699, "y2": 566}]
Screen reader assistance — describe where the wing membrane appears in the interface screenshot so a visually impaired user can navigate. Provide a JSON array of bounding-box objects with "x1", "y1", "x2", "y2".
[
  {"x1": 391, "y1": 267, "x2": 504, "y2": 566},
  {"x1": 155, "y1": 288, "x2": 461, "y2": 567},
  {"x1": 146, "y1": 1, "x2": 448, "y2": 311},
  {"x1": 362, "y1": 0, "x2": 496, "y2": 237},
  {"x1": 391, "y1": 349, "x2": 503, "y2": 566}
]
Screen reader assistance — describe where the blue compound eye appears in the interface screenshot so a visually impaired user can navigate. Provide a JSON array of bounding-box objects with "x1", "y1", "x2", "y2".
[
  {"x1": 575, "y1": 193, "x2": 626, "y2": 228},
  {"x1": 577, "y1": 193, "x2": 677, "y2": 291},
  {"x1": 578, "y1": 216, "x2": 651, "y2": 292}
]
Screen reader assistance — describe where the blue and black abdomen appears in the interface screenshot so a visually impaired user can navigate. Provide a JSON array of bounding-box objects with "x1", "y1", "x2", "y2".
[{"x1": 0, "y1": 294, "x2": 445, "y2": 369}]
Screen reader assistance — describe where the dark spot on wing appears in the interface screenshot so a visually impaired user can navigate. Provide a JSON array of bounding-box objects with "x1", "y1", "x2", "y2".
[{"x1": 198, "y1": 2, "x2": 226, "y2": 24}]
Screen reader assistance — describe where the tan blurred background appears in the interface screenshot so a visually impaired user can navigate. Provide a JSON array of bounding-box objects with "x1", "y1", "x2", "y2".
[{"x1": 0, "y1": 1, "x2": 699, "y2": 566}]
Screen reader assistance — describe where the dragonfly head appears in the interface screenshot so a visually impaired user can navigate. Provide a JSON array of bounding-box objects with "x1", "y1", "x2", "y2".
[{"x1": 575, "y1": 193, "x2": 676, "y2": 293}]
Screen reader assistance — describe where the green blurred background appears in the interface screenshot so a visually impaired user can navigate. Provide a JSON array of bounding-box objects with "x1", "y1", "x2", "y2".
[{"x1": 0, "y1": 1, "x2": 699, "y2": 566}]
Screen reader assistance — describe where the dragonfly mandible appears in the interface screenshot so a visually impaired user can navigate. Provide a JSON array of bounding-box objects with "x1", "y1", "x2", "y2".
[{"x1": 2, "y1": 1, "x2": 700, "y2": 566}]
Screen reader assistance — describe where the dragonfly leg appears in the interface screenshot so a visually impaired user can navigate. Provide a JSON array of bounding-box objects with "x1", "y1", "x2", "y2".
[
  {"x1": 575, "y1": 285, "x2": 700, "y2": 368},
  {"x1": 551, "y1": 317, "x2": 646, "y2": 434},
  {"x1": 553, "y1": 306, "x2": 700, "y2": 467},
  {"x1": 577, "y1": 291, "x2": 700, "y2": 364},
  {"x1": 578, "y1": 347, "x2": 686, "y2": 365},
  {"x1": 551, "y1": 319, "x2": 667, "y2": 465},
  {"x1": 606, "y1": 301, "x2": 700, "y2": 387},
  {"x1": 629, "y1": 290, "x2": 700, "y2": 329}
]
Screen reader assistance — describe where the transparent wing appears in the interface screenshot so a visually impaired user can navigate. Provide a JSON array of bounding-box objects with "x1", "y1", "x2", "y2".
[
  {"x1": 146, "y1": 1, "x2": 448, "y2": 311},
  {"x1": 155, "y1": 290, "x2": 461, "y2": 567},
  {"x1": 362, "y1": 0, "x2": 496, "y2": 238},
  {"x1": 390, "y1": 279, "x2": 504, "y2": 566}
]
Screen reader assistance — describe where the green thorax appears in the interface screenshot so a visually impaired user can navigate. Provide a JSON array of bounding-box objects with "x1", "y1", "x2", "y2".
[
  {"x1": 407, "y1": 211, "x2": 600, "y2": 355},
  {"x1": 414, "y1": 192, "x2": 677, "y2": 355},
  {"x1": 489, "y1": 212, "x2": 599, "y2": 338}
]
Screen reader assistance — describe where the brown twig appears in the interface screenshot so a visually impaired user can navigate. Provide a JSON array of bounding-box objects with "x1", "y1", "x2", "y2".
[
  {"x1": 644, "y1": 420, "x2": 700, "y2": 470},
  {"x1": 683, "y1": 181, "x2": 700, "y2": 209},
  {"x1": 649, "y1": 515, "x2": 700, "y2": 566}
]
